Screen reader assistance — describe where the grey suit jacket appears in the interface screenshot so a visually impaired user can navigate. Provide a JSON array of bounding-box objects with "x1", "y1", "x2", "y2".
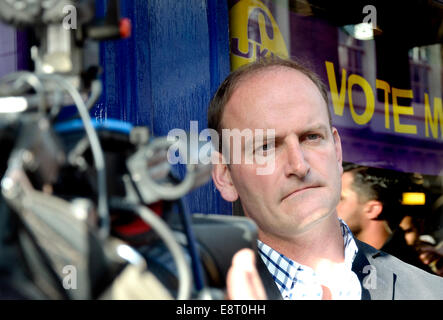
[{"x1": 256, "y1": 239, "x2": 443, "y2": 300}]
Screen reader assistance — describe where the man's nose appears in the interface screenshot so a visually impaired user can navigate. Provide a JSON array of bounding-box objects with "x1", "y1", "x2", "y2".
[{"x1": 284, "y1": 138, "x2": 310, "y2": 178}]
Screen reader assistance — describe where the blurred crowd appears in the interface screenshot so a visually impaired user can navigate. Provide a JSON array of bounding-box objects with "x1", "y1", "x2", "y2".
[{"x1": 337, "y1": 164, "x2": 443, "y2": 277}]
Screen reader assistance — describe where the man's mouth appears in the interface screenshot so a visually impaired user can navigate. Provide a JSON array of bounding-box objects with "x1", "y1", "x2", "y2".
[{"x1": 282, "y1": 186, "x2": 319, "y2": 201}]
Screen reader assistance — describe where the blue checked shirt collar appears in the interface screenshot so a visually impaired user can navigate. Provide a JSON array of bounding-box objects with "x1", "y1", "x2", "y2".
[{"x1": 257, "y1": 219, "x2": 361, "y2": 300}]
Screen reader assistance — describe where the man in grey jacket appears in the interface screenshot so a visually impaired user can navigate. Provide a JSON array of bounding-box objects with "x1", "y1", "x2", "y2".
[{"x1": 209, "y1": 58, "x2": 443, "y2": 300}]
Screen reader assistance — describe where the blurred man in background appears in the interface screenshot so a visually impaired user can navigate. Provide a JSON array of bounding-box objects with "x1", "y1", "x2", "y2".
[{"x1": 337, "y1": 165, "x2": 431, "y2": 272}]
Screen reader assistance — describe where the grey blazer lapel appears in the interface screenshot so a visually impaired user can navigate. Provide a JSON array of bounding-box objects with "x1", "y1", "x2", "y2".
[{"x1": 353, "y1": 239, "x2": 394, "y2": 300}]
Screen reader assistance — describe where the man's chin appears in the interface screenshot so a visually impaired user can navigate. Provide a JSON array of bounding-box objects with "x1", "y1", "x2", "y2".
[{"x1": 283, "y1": 206, "x2": 336, "y2": 236}]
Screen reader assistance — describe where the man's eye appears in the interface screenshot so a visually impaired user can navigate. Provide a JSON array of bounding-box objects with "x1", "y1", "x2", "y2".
[
  {"x1": 306, "y1": 134, "x2": 321, "y2": 140},
  {"x1": 256, "y1": 143, "x2": 272, "y2": 153},
  {"x1": 302, "y1": 133, "x2": 324, "y2": 143}
]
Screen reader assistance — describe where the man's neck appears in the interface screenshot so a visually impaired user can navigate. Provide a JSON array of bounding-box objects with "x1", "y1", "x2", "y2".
[
  {"x1": 258, "y1": 213, "x2": 345, "y2": 273},
  {"x1": 355, "y1": 220, "x2": 390, "y2": 250}
]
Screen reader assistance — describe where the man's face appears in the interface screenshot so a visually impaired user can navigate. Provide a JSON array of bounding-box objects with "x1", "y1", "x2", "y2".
[
  {"x1": 217, "y1": 67, "x2": 343, "y2": 239},
  {"x1": 337, "y1": 172, "x2": 367, "y2": 234},
  {"x1": 399, "y1": 216, "x2": 420, "y2": 246}
]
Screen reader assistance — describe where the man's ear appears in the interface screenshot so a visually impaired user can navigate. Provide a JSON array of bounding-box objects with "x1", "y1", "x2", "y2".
[
  {"x1": 364, "y1": 200, "x2": 383, "y2": 220},
  {"x1": 332, "y1": 127, "x2": 343, "y2": 175},
  {"x1": 212, "y1": 151, "x2": 239, "y2": 202}
]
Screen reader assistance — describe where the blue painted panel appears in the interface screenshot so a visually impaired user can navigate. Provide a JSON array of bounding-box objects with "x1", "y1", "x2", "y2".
[
  {"x1": 94, "y1": 0, "x2": 232, "y2": 215},
  {"x1": 0, "y1": 22, "x2": 18, "y2": 77}
]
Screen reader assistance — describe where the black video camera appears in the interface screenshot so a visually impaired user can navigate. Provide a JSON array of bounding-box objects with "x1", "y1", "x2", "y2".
[{"x1": 0, "y1": 0, "x2": 258, "y2": 300}]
